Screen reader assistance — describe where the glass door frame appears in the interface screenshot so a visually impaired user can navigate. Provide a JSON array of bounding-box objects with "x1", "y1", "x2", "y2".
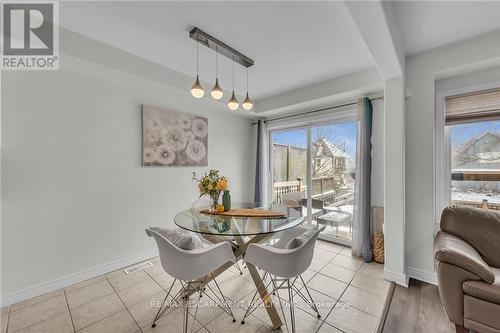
[{"x1": 267, "y1": 110, "x2": 357, "y2": 245}]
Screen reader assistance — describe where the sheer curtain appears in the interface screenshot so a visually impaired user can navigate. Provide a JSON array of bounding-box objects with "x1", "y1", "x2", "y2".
[
  {"x1": 254, "y1": 120, "x2": 269, "y2": 204},
  {"x1": 351, "y1": 97, "x2": 374, "y2": 262}
]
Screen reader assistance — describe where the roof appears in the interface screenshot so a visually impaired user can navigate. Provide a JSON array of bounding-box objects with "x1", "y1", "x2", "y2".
[
  {"x1": 459, "y1": 131, "x2": 500, "y2": 154},
  {"x1": 316, "y1": 138, "x2": 349, "y2": 158}
]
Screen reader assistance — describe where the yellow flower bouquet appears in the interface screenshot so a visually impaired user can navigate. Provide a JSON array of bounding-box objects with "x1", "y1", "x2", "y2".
[{"x1": 192, "y1": 170, "x2": 228, "y2": 211}]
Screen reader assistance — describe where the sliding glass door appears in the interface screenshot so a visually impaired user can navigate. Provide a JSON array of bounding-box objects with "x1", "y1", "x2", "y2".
[
  {"x1": 271, "y1": 128, "x2": 308, "y2": 216},
  {"x1": 270, "y1": 120, "x2": 357, "y2": 245}
]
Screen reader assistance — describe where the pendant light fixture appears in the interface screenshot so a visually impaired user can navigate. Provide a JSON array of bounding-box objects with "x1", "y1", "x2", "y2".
[
  {"x1": 189, "y1": 27, "x2": 254, "y2": 110},
  {"x1": 242, "y1": 68, "x2": 253, "y2": 110},
  {"x1": 211, "y1": 46, "x2": 223, "y2": 100},
  {"x1": 227, "y1": 56, "x2": 239, "y2": 110},
  {"x1": 191, "y1": 35, "x2": 204, "y2": 98}
]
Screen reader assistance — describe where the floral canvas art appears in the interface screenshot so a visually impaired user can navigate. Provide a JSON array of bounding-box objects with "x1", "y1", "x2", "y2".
[{"x1": 142, "y1": 105, "x2": 208, "y2": 166}]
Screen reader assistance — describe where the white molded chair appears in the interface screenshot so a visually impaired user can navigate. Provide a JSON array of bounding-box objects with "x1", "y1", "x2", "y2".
[
  {"x1": 241, "y1": 226, "x2": 325, "y2": 333},
  {"x1": 145, "y1": 227, "x2": 236, "y2": 332}
]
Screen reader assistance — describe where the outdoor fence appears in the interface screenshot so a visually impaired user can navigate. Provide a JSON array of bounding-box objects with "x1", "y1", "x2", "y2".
[
  {"x1": 451, "y1": 169, "x2": 500, "y2": 211},
  {"x1": 272, "y1": 144, "x2": 307, "y2": 183}
]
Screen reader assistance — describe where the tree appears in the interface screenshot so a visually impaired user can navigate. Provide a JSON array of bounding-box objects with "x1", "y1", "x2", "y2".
[{"x1": 312, "y1": 127, "x2": 335, "y2": 178}]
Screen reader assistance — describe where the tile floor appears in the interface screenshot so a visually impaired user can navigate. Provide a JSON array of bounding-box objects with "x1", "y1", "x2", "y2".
[{"x1": 1, "y1": 240, "x2": 390, "y2": 333}]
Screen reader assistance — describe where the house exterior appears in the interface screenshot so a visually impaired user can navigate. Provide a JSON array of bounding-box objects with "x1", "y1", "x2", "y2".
[
  {"x1": 453, "y1": 131, "x2": 500, "y2": 192},
  {"x1": 453, "y1": 131, "x2": 500, "y2": 169},
  {"x1": 312, "y1": 138, "x2": 355, "y2": 177}
]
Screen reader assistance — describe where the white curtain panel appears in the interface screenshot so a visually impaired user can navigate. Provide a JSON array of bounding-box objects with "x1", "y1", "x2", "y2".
[
  {"x1": 254, "y1": 120, "x2": 270, "y2": 204},
  {"x1": 351, "y1": 119, "x2": 364, "y2": 257},
  {"x1": 351, "y1": 98, "x2": 373, "y2": 261}
]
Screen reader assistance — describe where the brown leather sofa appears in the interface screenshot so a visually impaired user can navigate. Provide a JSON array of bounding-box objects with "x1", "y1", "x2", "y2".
[{"x1": 434, "y1": 206, "x2": 500, "y2": 333}]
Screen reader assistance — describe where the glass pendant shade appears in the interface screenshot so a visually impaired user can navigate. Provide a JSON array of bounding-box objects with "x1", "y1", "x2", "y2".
[
  {"x1": 191, "y1": 75, "x2": 204, "y2": 98},
  {"x1": 242, "y1": 92, "x2": 253, "y2": 110},
  {"x1": 227, "y1": 91, "x2": 239, "y2": 110},
  {"x1": 211, "y1": 79, "x2": 223, "y2": 100}
]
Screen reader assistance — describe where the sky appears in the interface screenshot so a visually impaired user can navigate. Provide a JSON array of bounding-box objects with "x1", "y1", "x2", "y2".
[
  {"x1": 272, "y1": 120, "x2": 500, "y2": 159},
  {"x1": 272, "y1": 121, "x2": 358, "y2": 158},
  {"x1": 451, "y1": 120, "x2": 500, "y2": 149}
]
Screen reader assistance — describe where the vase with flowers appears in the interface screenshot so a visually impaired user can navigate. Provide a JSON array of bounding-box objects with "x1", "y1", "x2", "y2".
[{"x1": 192, "y1": 170, "x2": 229, "y2": 212}]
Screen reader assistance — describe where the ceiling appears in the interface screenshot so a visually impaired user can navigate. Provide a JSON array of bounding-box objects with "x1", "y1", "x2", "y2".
[
  {"x1": 393, "y1": 1, "x2": 500, "y2": 55},
  {"x1": 59, "y1": 1, "x2": 375, "y2": 101},
  {"x1": 59, "y1": 1, "x2": 500, "y2": 103}
]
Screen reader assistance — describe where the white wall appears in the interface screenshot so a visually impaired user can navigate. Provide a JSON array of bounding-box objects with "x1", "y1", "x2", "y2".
[
  {"x1": 383, "y1": 77, "x2": 407, "y2": 286},
  {"x1": 1, "y1": 32, "x2": 254, "y2": 303},
  {"x1": 405, "y1": 31, "x2": 500, "y2": 283},
  {"x1": 435, "y1": 66, "x2": 500, "y2": 92}
]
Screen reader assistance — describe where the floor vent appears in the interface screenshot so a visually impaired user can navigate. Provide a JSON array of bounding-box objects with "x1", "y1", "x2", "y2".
[{"x1": 124, "y1": 261, "x2": 153, "y2": 274}]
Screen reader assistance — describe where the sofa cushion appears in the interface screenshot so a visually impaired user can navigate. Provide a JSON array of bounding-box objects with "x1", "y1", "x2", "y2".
[
  {"x1": 464, "y1": 295, "x2": 500, "y2": 331},
  {"x1": 434, "y1": 231, "x2": 495, "y2": 283},
  {"x1": 150, "y1": 227, "x2": 209, "y2": 250},
  {"x1": 463, "y1": 268, "x2": 500, "y2": 305},
  {"x1": 441, "y1": 206, "x2": 500, "y2": 267},
  {"x1": 285, "y1": 228, "x2": 317, "y2": 249}
]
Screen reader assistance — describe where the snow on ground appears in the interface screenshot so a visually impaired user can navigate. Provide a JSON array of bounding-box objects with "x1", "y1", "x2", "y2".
[{"x1": 452, "y1": 189, "x2": 500, "y2": 204}]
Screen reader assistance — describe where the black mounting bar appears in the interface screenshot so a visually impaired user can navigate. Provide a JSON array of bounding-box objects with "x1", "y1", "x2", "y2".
[{"x1": 189, "y1": 27, "x2": 254, "y2": 68}]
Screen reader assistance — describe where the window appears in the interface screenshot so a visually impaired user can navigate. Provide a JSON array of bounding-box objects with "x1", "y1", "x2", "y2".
[
  {"x1": 445, "y1": 88, "x2": 500, "y2": 210},
  {"x1": 450, "y1": 120, "x2": 500, "y2": 209}
]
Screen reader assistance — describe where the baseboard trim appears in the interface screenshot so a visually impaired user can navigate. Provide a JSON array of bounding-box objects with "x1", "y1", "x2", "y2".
[
  {"x1": 384, "y1": 269, "x2": 409, "y2": 287},
  {"x1": 407, "y1": 266, "x2": 437, "y2": 285},
  {"x1": 0, "y1": 248, "x2": 159, "y2": 307}
]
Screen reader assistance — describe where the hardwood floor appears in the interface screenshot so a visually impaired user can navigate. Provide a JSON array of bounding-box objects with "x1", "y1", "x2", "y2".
[{"x1": 382, "y1": 279, "x2": 455, "y2": 333}]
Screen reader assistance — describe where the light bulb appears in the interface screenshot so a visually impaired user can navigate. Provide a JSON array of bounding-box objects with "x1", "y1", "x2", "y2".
[
  {"x1": 242, "y1": 92, "x2": 253, "y2": 110},
  {"x1": 191, "y1": 75, "x2": 204, "y2": 98},
  {"x1": 211, "y1": 79, "x2": 223, "y2": 100},
  {"x1": 227, "y1": 91, "x2": 239, "y2": 110}
]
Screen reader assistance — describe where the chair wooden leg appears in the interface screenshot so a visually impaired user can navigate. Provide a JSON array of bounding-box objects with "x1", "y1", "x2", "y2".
[{"x1": 455, "y1": 323, "x2": 468, "y2": 333}]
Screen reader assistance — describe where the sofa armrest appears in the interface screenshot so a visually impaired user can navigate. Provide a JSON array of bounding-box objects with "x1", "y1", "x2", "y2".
[{"x1": 434, "y1": 231, "x2": 494, "y2": 283}]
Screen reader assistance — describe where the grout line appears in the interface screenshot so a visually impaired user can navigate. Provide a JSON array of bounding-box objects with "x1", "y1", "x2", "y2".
[
  {"x1": 145, "y1": 260, "x2": 246, "y2": 331},
  {"x1": 69, "y1": 294, "x2": 125, "y2": 332},
  {"x1": 309, "y1": 241, "x2": 388, "y2": 331},
  {"x1": 264, "y1": 281, "x2": 338, "y2": 333},
  {"x1": 309, "y1": 243, "x2": 376, "y2": 333},
  {"x1": 64, "y1": 292, "x2": 114, "y2": 312},
  {"x1": 64, "y1": 276, "x2": 107, "y2": 295},
  {"x1": 143, "y1": 265, "x2": 168, "y2": 292},
  {"x1": 65, "y1": 260, "x2": 154, "y2": 296},
  {"x1": 310, "y1": 264, "x2": 385, "y2": 319},
  {"x1": 6, "y1": 308, "x2": 69, "y2": 333},
  {"x1": 322, "y1": 261, "x2": 384, "y2": 331},
  {"x1": 9, "y1": 291, "x2": 63, "y2": 314},
  {"x1": 5, "y1": 296, "x2": 71, "y2": 333},
  {"x1": 62, "y1": 289, "x2": 76, "y2": 333},
  {"x1": 104, "y1": 275, "x2": 143, "y2": 333},
  {"x1": 69, "y1": 286, "x2": 147, "y2": 333},
  {"x1": 107, "y1": 275, "x2": 152, "y2": 295},
  {"x1": 72, "y1": 308, "x2": 126, "y2": 333}
]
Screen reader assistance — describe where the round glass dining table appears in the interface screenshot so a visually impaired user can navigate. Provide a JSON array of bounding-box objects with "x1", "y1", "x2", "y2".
[
  {"x1": 173, "y1": 202, "x2": 304, "y2": 330},
  {"x1": 174, "y1": 202, "x2": 304, "y2": 237}
]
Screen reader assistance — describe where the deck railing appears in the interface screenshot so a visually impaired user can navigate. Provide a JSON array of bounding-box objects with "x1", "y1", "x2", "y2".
[
  {"x1": 273, "y1": 177, "x2": 354, "y2": 206},
  {"x1": 272, "y1": 179, "x2": 303, "y2": 203}
]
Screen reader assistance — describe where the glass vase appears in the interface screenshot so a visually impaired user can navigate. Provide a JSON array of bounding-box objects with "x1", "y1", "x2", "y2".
[{"x1": 209, "y1": 192, "x2": 220, "y2": 212}]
